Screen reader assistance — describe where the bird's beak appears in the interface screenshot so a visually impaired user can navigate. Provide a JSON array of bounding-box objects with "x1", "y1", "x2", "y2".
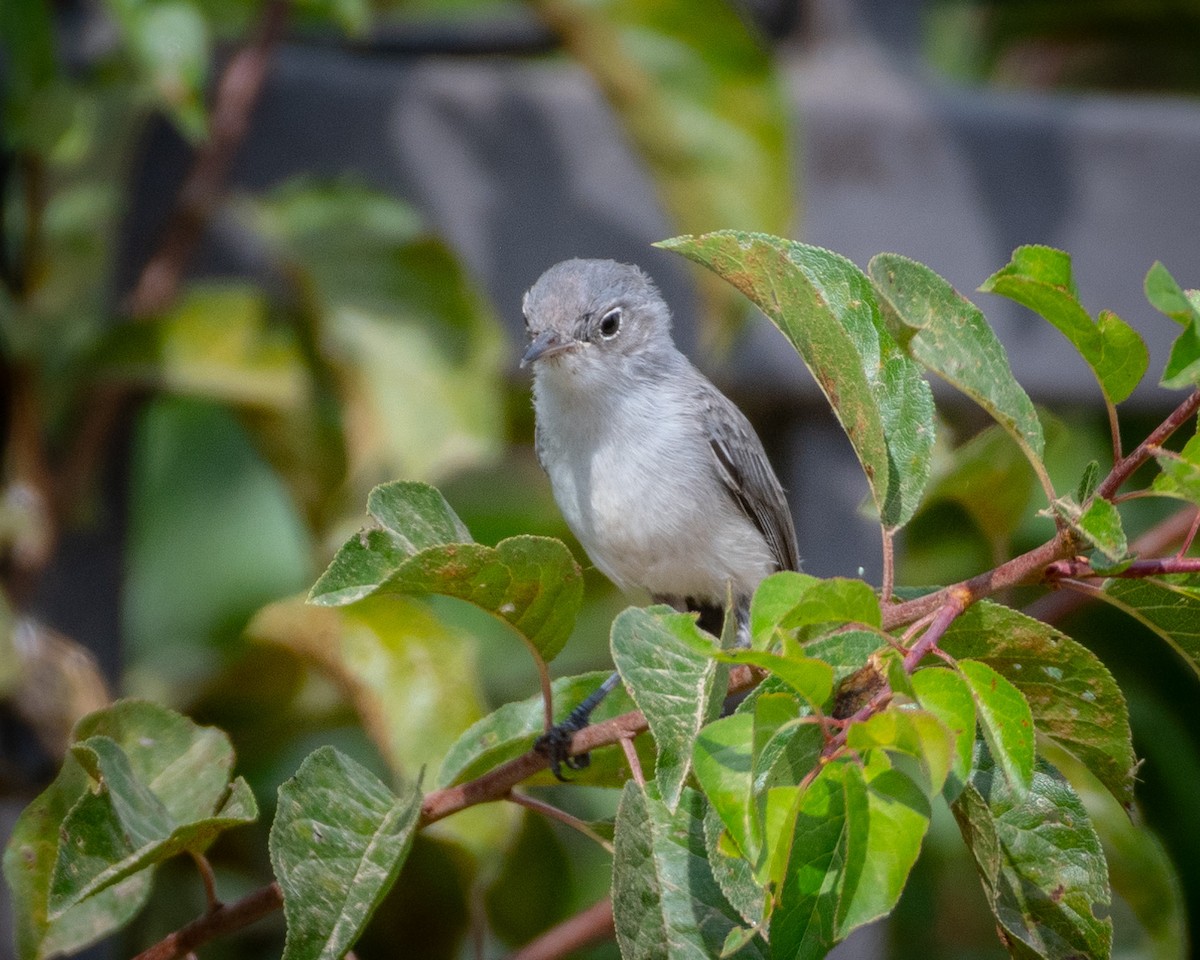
[{"x1": 521, "y1": 330, "x2": 575, "y2": 367}]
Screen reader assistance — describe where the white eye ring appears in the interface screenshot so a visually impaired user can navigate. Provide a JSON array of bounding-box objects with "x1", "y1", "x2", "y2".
[{"x1": 598, "y1": 309, "x2": 621, "y2": 339}]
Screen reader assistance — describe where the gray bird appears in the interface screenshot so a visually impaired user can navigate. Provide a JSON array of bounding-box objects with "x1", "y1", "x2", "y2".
[{"x1": 521, "y1": 258, "x2": 799, "y2": 775}]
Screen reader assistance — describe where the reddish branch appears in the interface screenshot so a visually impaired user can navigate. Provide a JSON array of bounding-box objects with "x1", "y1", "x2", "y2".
[
  {"x1": 131, "y1": 883, "x2": 282, "y2": 960},
  {"x1": 1045, "y1": 556, "x2": 1200, "y2": 579},
  {"x1": 507, "y1": 897, "x2": 616, "y2": 960}
]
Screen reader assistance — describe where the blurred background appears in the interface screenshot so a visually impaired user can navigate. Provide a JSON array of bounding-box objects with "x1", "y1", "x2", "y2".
[{"x1": 2, "y1": 0, "x2": 1199, "y2": 957}]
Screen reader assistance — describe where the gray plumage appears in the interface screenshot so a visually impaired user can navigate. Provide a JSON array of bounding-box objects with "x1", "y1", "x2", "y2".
[{"x1": 521, "y1": 258, "x2": 799, "y2": 620}]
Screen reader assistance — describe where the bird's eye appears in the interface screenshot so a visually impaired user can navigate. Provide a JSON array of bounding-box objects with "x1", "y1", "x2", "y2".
[{"x1": 598, "y1": 309, "x2": 621, "y2": 339}]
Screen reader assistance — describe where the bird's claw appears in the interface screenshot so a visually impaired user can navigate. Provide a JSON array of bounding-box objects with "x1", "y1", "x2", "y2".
[{"x1": 534, "y1": 716, "x2": 592, "y2": 781}]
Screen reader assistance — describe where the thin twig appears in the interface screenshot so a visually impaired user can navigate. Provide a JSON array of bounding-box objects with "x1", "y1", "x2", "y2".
[
  {"x1": 507, "y1": 791, "x2": 614, "y2": 852},
  {"x1": 880, "y1": 527, "x2": 896, "y2": 604},
  {"x1": 1045, "y1": 556, "x2": 1200, "y2": 580},
  {"x1": 131, "y1": 883, "x2": 282, "y2": 960},
  {"x1": 1097, "y1": 390, "x2": 1200, "y2": 500},
  {"x1": 189, "y1": 851, "x2": 221, "y2": 913},
  {"x1": 620, "y1": 736, "x2": 645, "y2": 787},
  {"x1": 507, "y1": 897, "x2": 615, "y2": 960}
]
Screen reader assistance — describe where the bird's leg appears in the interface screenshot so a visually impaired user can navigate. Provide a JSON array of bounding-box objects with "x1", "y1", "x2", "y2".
[{"x1": 534, "y1": 670, "x2": 623, "y2": 780}]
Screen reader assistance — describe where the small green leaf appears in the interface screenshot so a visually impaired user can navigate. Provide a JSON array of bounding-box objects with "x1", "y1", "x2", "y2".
[
  {"x1": 311, "y1": 482, "x2": 583, "y2": 664},
  {"x1": 48, "y1": 738, "x2": 256, "y2": 916},
  {"x1": 716, "y1": 649, "x2": 833, "y2": 711},
  {"x1": 868, "y1": 253, "x2": 1046, "y2": 474},
  {"x1": 953, "y1": 744, "x2": 1112, "y2": 960},
  {"x1": 660, "y1": 233, "x2": 934, "y2": 530},
  {"x1": 1052, "y1": 495, "x2": 1128, "y2": 562},
  {"x1": 845, "y1": 708, "x2": 953, "y2": 798},
  {"x1": 750, "y1": 572, "x2": 881, "y2": 649},
  {"x1": 981, "y1": 245, "x2": 1147, "y2": 404},
  {"x1": 613, "y1": 783, "x2": 765, "y2": 959},
  {"x1": 1146, "y1": 261, "x2": 1200, "y2": 388},
  {"x1": 1152, "y1": 432, "x2": 1200, "y2": 503},
  {"x1": 1100, "y1": 575, "x2": 1200, "y2": 681},
  {"x1": 612, "y1": 607, "x2": 725, "y2": 811},
  {"x1": 958, "y1": 660, "x2": 1034, "y2": 799},
  {"x1": 939, "y1": 602, "x2": 1135, "y2": 809},
  {"x1": 436, "y1": 671, "x2": 642, "y2": 789},
  {"x1": 308, "y1": 481, "x2": 473, "y2": 605},
  {"x1": 270, "y1": 747, "x2": 422, "y2": 960},
  {"x1": 910, "y1": 668, "x2": 976, "y2": 800},
  {"x1": 1076, "y1": 460, "x2": 1101, "y2": 504},
  {"x1": 693, "y1": 714, "x2": 757, "y2": 862}
]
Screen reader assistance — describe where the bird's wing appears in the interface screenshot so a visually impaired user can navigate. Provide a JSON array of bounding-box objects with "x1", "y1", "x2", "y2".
[{"x1": 699, "y1": 384, "x2": 801, "y2": 573}]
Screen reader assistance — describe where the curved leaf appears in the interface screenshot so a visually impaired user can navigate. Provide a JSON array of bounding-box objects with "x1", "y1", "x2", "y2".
[
  {"x1": 958, "y1": 660, "x2": 1035, "y2": 800},
  {"x1": 612, "y1": 607, "x2": 726, "y2": 811},
  {"x1": 310, "y1": 481, "x2": 582, "y2": 663},
  {"x1": 868, "y1": 253, "x2": 1046, "y2": 472},
  {"x1": 981, "y1": 245, "x2": 1147, "y2": 404},
  {"x1": 953, "y1": 745, "x2": 1112, "y2": 960},
  {"x1": 661, "y1": 232, "x2": 934, "y2": 529},
  {"x1": 271, "y1": 747, "x2": 422, "y2": 960}
]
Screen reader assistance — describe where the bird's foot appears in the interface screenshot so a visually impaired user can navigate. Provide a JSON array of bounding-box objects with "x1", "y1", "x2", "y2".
[{"x1": 534, "y1": 707, "x2": 594, "y2": 781}]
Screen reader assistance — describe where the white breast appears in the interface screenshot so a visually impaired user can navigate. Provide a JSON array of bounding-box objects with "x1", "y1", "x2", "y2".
[{"x1": 533, "y1": 359, "x2": 775, "y2": 604}]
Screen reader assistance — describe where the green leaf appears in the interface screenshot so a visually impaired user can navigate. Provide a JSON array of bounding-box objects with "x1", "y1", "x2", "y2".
[
  {"x1": 660, "y1": 232, "x2": 934, "y2": 529},
  {"x1": 1100, "y1": 575, "x2": 1200, "y2": 681},
  {"x1": 309, "y1": 481, "x2": 472, "y2": 604},
  {"x1": 115, "y1": 0, "x2": 210, "y2": 139},
  {"x1": 270, "y1": 746, "x2": 422, "y2": 960},
  {"x1": 749, "y1": 572, "x2": 881, "y2": 649},
  {"x1": 868, "y1": 253, "x2": 1046, "y2": 475},
  {"x1": 436, "y1": 671, "x2": 644, "y2": 790},
  {"x1": 958, "y1": 660, "x2": 1035, "y2": 799},
  {"x1": 1042, "y1": 744, "x2": 1186, "y2": 960},
  {"x1": 981, "y1": 245, "x2": 1148, "y2": 404},
  {"x1": 124, "y1": 398, "x2": 313, "y2": 692},
  {"x1": 923, "y1": 423, "x2": 1038, "y2": 547},
  {"x1": 844, "y1": 708, "x2": 953, "y2": 798},
  {"x1": 1146, "y1": 261, "x2": 1200, "y2": 388},
  {"x1": 1152, "y1": 432, "x2": 1200, "y2": 503},
  {"x1": 311, "y1": 481, "x2": 582, "y2": 664},
  {"x1": 1051, "y1": 495, "x2": 1128, "y2": 563},
  {"x1": 953, "y1": 745, "x2": 1112, "y2": 960},
  {"x1": 2, "y1": 700, "x2": 243, "y2": 960},
  {"x1": 694, "y1": 714, "x2": 757, "y2": 863},
  {"x1": 939, "y1": 601, "x2": 1135, "y2": 809},
  {"x1": 612, "y1": 607, "x2": 726, "y2": 811},
  {"x1": 613, "y1": 783, "x2": 765, "y2": 959},
  {"x1": 910, "y1": 668, "x2": 976, "y2": 800},
  {"x1": 48, "y1": 737, "x2": 256, "y2": 915},
  {"x1": 768, "y1": 756, "x2": 931, "y2": 956},
  {"x1": 716, "y1": 650, "x2": 834, "y2": 711}
]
